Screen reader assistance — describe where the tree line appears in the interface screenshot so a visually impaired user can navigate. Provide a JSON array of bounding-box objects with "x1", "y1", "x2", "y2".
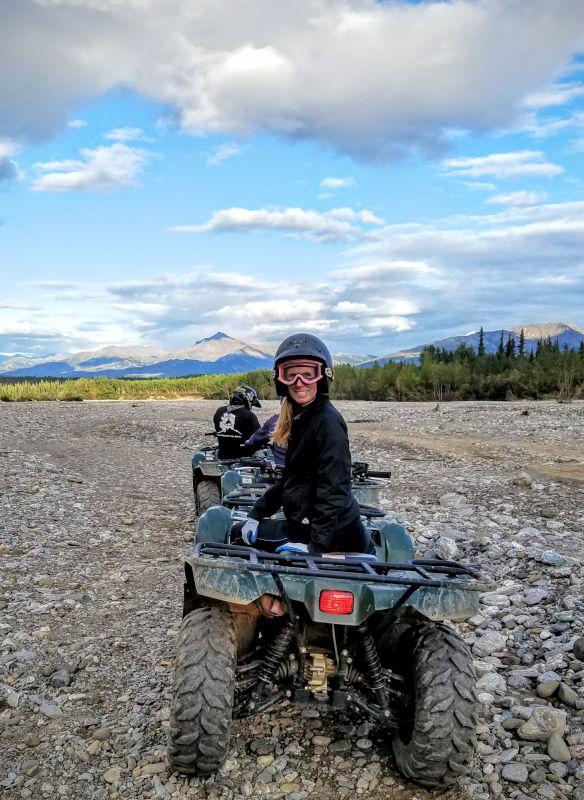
[
  {"x1": 1, "y1": 330, "x2": 583, "y2": 402},
  {"x1": 332, "y1": 331, "x2": 584, "y2": 401}
]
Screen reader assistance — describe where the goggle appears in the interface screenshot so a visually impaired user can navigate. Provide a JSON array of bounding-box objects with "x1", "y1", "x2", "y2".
[{"x1": 277, "y1": 359, "x2": 323, "y2": 386}]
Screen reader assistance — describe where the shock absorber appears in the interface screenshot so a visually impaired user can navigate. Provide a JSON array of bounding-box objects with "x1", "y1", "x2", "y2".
[
  {"x1": 258, "y1": 621, "x2": 295, "y2": 685},
  {"x1": 357, "y1": 624, "x2": 389, "y2": 711}
]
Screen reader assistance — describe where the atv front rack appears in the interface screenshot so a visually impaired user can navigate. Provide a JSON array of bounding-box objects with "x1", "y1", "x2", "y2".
[{"x1": 191, "y1": 542, "x2": 489, "y2": 591}]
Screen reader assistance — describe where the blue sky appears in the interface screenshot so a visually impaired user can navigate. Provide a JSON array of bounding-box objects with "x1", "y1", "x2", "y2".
[{"x1": 1, "y1": 0, "x2": 584, "y2": 358}]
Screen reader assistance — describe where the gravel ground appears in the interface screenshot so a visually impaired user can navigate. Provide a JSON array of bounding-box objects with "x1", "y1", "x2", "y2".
[{"x1": 1, "y1": 399, "x2": 583, "y2": 800}]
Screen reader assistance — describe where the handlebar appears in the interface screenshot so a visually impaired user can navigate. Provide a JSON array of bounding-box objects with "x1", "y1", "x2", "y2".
[{"x1": 352, "y1": 461, "x2": 391, "y2": 480}]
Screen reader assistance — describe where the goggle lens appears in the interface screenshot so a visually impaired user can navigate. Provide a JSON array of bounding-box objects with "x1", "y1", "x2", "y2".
[{"x1": 277, "y1": 360, "x2": 322, "y2": 385}]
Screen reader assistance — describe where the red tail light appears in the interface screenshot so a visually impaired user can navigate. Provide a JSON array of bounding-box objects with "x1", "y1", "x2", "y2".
[{"x1": 319, "y1": 589, "x2": 354, "y2": 614}]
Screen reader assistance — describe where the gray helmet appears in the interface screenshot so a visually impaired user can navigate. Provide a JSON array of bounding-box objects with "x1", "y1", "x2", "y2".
[
  {"x1": 273, "y1": 332, "x2": 333, "y2": 396},
  {"x1": 230, "y1": 385, "x2": 261, "y2": 409}
]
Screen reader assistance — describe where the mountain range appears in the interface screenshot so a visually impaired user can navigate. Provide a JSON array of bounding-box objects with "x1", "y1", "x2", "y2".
[
  {"x1": 357, "y1": 322, "x2": 584, "y2": 366},
  {"x1": 0, "y1": 323, "x2": 582, "y2": 378}
]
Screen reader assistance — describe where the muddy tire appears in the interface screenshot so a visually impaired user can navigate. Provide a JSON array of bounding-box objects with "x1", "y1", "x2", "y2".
[
  {"x1": 391, "y1": 621, "x2": 477, "y2": 788},
  {"x1": 167, "y1": 606, "x2": 236, "y2": 775},
  {"x1": 195, "y1": 480, "x2": 221, "y2": 515}
]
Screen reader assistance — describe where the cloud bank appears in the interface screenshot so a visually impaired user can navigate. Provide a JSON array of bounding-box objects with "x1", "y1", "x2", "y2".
[
  {"x1": 4, "y1": 195, "x2": 582, "y2": 355},
  {"x1": 2, "y1": 0, "x2": 584, "y2": 159}
]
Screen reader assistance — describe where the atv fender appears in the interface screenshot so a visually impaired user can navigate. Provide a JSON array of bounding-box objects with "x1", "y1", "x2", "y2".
[
  {"x1": 196, "y1": 505, "x2": 232, "y2": 545},
  {"x1": 376, "y1": 521, "x2": 414, "y2": 563},
  {"x1": 221, "y1": 469, "x2": 241, "y2": 497}
]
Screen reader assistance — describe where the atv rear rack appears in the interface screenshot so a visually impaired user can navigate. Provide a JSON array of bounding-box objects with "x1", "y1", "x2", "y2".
[{"x1": 191, "y1": 543, "x2": 489, "y2": 591}]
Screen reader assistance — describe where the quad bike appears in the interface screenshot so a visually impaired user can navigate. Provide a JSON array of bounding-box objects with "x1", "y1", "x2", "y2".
[
  {"x1": 168, "y1": 497, "x2": 489, "y2": 789},
  {"x1": 191, "y1": 439, "x2": 277, "y2": 516}
]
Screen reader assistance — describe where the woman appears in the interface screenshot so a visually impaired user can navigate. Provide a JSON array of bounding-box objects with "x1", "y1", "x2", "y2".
[{"x1": 233, "y1": 333, "x2": 375, "y2": 555}]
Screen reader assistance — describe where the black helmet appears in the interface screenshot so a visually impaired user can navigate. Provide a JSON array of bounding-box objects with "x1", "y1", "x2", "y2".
[
  {"x1": 273, "y1": 332, "x2": 333, "y2": 396},
  {"x1": 229, "y1": 385, "x2": 261, "y2": 409}
]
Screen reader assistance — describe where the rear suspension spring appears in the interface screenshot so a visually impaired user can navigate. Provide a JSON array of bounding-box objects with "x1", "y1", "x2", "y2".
[
  {"x1": 258, "y1": 621, "x2": 295, "y2": 685},
  {"x1": 359, "y1": 625, "x2": 384, "y2": 691}
]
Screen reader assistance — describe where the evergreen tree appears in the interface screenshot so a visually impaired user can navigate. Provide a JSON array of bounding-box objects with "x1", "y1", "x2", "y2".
[
  {"x1": 497, "y1": 331, "x2": 505, "y2": 358},
  {"x1": 478, "y1": 326, "x2": 485, "y2": 358},
  {"x1": 505, "y1": 335, "x2": 516, "y2": 359},
  {"x1": 518, "y1": 328, "x2": 525, "y2": 357}
]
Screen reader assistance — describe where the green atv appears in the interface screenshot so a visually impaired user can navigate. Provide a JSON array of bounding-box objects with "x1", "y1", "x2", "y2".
[
  {"x1": 191, "y1": 444, "x2": 278, "y2": 516},
  {"x1": 168, "y1": 502, "x2": 488, "y2": 789}
]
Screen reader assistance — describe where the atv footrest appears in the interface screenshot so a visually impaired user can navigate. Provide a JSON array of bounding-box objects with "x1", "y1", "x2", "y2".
[{"x1": 191, "y1": 543, "x2": 488, "y2": 590}]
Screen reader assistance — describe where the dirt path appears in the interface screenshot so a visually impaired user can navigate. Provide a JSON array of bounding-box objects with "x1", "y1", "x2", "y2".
[{"x1": 1, "y1": 399, "x2": 582, "y2": 800}]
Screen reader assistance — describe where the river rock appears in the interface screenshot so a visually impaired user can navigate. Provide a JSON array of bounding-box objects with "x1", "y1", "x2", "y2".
[
  {"x1": 434, "y1": 536, "x2": 459, "y2": 560},
  {"x1": 501, "y1": 763, "x2": 529, "y2": 783},
  {"x1": 546, "y1": 734, "x2": 571, "y2": 762},
  {"x1": 473, "y1": 631, "x2": 506, "y2": 657},
  {"x1": 517, "y1": 707, "x2": 567, "y2": 741}
]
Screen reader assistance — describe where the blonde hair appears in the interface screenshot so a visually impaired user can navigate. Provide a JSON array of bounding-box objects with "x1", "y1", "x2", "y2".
[{"x1": 272, "y1": 398, "x2": 294, "y2": 447}]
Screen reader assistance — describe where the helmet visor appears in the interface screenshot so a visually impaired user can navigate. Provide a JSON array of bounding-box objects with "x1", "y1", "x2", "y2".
[{"x1": 277, "y1": 359, "x2": 322, "y2": 385}]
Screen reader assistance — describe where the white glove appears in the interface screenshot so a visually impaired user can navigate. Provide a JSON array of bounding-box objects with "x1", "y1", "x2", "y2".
[
  {"x1": 241, "y1": 518, "x2": 260, "y2": 545},
  {"x1": 276, "y1": 542, "x2": 309, "y2": 554}
]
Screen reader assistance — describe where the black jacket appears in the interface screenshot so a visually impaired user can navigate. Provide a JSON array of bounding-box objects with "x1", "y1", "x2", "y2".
[
  {"x1": 213, "y1": 403, "x2": 260, "y2": 459},
  {"x1": 248, "y1": 395, "x2": 363, "y2": 552}
]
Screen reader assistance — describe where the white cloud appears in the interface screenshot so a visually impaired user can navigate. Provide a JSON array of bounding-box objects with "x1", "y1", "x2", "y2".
[
  {"x1": 332, "y1": 260, "x2": 437, "y2": 283},
  {"x1": 333, "y1": 301, "x2": 369, "y2": 313},
  {"x1": 486, "y1": 190, "x2": 548, "y2": 206},
  {"x1": 2, "y1": 0, "x2": 584, "y2": 160},
  {"x1": 31, "y1": 142, "x2": 149, "y2": 192},
  {"x1": 105, "y1": 127, "x2": 144, "y2": 141},
  {"x1": 461, "y1": 181, "x2": 497, "y2": 192},
  {"x1": 442, "y1": 151, "x2": 563, "y2": 179},
  {"x1": 68, "y1": 119, "x2": 87, "y2": 129},
  {"x1": 170, "y1": 206, "x2": 383, "y2": 242},
  {"x1": 525, "y1": 83, "x2": 584, "y2": 108},
  {"x1": 207, "y1": 141, "x2": 246, "y2": 166},
  {"x1": 320, "y1": 177, "x2": 356, "y2": 189},
  {"x1": 0, "y1": 138, "x2": 21, "y2": 158},
  {"x1": 0, "y1": 138, "x2": 21, "y2": 182}
]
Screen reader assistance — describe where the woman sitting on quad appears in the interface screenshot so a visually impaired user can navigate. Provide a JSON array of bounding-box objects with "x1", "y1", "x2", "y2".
[{"x1": 232, "y1": 333, "x2": 374, "y2": 556}]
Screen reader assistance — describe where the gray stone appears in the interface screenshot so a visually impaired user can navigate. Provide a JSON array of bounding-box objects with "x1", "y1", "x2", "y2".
[
  {"x1": 48, "y1": 669, "x2": 72, "y2": 687},
  {"x1": 481, "y1": 592, "x2": 511, "y2": 608},
  {"x1": 439, "y1": 492, "x2": 468, "y2": 509},
  {"x1": 517, "y1": 707, "x2": 567, "y2": 741},
  {"x1": 476, "y1": 672, "x2": 507, "y2": 694},
  {"x1": 537, "y1": 550, "x2": 565, "y2": 566},
  {"x1": 546, "y1": 734, "x2": 571, "y2": 763},
  {"x1": 39, "y1": 703, "x2": 63, "y2": 720},
  {"x1": 498, "y1": 749, "x2": 519, "y2": 763},
  {"x1": 536, "y1": 680, "x2": 559, "y2": 698},
  {"x1": 434, "y1": 536, "x2": 459, "y2": 560},
  {"x1": 548, "y1": 762, "x2": 568, "y2": 778},
  {"x1": 523, "y1": 588, "x2": 548, "y2": 606},
  {"x1": 103, "y1": 768, "x2": 121, "y2": 784},
  {"x1": 530, "y1": 768, "x2": 547, "y2": 784},
  {"x1": 557, "y1": 683, "x2": 578, "y2": 707},
  {"x1": 501, "y1": 763, "x2": 528, "y2": 783},
  {"x1": 510, "y1": 472, "x2": 533, "y2": 487},
  {"x1": 329, "y1": 740, "x2": 351, "y2": 753},
  {"x1": 573, "y1": 637, "x2": 584, "y2": 661},
  {"x1": 473, "y1": 631, "x2": 507, "y2": 658},
  {"x1": 92, "y1": 728, "x2": 112, "y2": 741}
]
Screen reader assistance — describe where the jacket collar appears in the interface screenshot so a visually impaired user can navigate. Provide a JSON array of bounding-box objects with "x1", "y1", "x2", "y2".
[{"x1": 290, "y1": 393, "x2": 328, "y2": 419}]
